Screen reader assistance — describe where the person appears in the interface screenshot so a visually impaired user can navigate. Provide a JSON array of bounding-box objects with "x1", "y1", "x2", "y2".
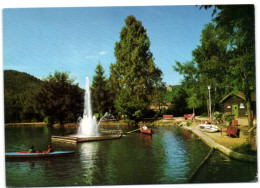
[
  {"x1": 28, "y1": 145, "x2": 36, "y2": 153},
  {"x1": 142, "y1": 125, "x2": 148, "y2": 130},
  {"x1": 43, "y1": 144, "x2": 54, "y2": 154}
]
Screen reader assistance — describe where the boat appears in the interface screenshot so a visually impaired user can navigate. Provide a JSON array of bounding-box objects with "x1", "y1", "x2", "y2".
[
  {"x1": 197, "y1": 124, "x2": 219, "y2": 133},
  {"x1": 139, "y1": 126, "x2": 153, "y2": 135},
  {"x1": 5, "y1": 151, "x2": 75, "y2": 158}
]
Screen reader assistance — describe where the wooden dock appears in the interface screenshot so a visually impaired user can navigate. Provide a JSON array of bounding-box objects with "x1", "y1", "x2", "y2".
[
  {"x1": 100, "y1": 129, "x2": 124, "y2": 134},
  {"x1": 51, "y1": 134, "x2": 122, "y2": 143}
]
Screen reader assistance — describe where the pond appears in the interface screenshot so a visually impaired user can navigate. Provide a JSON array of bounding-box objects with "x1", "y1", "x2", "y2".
[{"x1": 5, "y1": 126, "x2": 257, "y2": 187}]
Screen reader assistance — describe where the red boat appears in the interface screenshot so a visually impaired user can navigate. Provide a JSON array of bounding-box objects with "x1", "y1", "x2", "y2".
[{"x1": 139, "y1": 126, "x2": 153, "y2": 135}]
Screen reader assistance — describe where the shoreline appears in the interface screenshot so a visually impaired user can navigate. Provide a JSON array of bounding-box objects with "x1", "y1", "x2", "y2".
[
  {"x1": 5, "y1": 118, "x2": 257, "y2": 162},
  {"x1": 181, "y1": 125, "x2": 257, "y2": 163}
]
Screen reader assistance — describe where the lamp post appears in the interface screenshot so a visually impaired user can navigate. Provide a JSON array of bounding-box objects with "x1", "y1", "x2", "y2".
[{"x1": 208, "y1": 86, "x2": 211, "y2": 121}]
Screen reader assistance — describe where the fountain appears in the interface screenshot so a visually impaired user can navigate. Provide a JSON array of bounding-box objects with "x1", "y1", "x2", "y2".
[
  {"x1": 51, "y1": 77, "x2": 122, "y2": 143},
  {"x1": 77, "y1": 77, "x2": 99, "y2": 137}
]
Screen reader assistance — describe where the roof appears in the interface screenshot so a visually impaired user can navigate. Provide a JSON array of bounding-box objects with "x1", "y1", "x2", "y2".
[{"x1": 219, "y1": 91, "x2": 256, "y2": 103}]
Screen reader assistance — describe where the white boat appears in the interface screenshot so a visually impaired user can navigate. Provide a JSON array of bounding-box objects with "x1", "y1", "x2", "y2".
[{"x1": 197, "y1": 124, "x2": 219, "y2": 133}]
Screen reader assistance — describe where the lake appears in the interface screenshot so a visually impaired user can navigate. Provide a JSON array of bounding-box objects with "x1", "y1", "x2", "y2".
[{"x1": 5, "y1": 126, "x2": 257, "y2": 187}]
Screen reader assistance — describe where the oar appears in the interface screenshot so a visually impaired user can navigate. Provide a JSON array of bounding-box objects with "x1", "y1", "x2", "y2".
[
  {"x1": 153, "y1": 129, "x2": 164, "y2": 132},
  {"x1": 126, "y1": 128, "x2": 140, "y2": 134}
]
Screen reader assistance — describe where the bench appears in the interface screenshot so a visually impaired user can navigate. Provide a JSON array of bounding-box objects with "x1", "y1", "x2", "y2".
[
  {"x1": 184, "y1": 114, "x2": 194, "y2": 120},
  {"x1": 221, "y1": 125, "x2": 239, "y2": 138},
  {"x1": 163, "y1": 115, "x2": 173, "y2": 119}
]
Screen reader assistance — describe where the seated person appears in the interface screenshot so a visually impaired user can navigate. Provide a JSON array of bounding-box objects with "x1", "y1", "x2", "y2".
[
  {"x1": 28, "y1": 145, "x2": 36, "y2": 153},
  {"x1": 43, "y1": 144, "x2": 54, "y2": 154},
  {"x1": 142, "y1": 125, "x2": 148, "y2": 130}
]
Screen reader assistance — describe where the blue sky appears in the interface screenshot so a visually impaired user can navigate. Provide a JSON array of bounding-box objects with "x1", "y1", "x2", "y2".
[{"x1": 3, "y1": 6, "x2": 214, "y2": 89}]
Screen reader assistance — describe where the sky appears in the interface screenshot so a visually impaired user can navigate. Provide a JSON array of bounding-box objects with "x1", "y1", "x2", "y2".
[{"x1": 3, "y1": 5, "x2": 215, "y2": 89}]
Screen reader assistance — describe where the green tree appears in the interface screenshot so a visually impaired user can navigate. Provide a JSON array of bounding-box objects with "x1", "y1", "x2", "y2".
[
  {"x1": 35, "y1": 71, "x2": 84, "y2": 125},
  {"x1": 4, "y1": 70, "x2": 42, "y2": 123},
  {"x1": 173, "y1": 60, "x2": 206, "y2": 116},
  {"x1": 150, "y1": 81, "x2": 166, "y2": 116},
  {"x1": 192, "y1": 23, "x2": 230, "y2": 114},
  {"x1": 111, "y1": 15, "x2": 162, "y2": 120},
  {"x1": 91, "y1": 62, "x2": 110, "y2": 118},
  {"x1": 202, "y1": 5, "x2": 255, "y2": 127}
]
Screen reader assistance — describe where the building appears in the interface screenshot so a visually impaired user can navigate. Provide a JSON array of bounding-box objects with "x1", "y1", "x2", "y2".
[
  {"x1": 219, "y1": 91, "x2": 256, "y2": 118},
  {"x1": 150, "y1": 103, "x2": 172, "y2": 111},
  {"x1": 167, "y1": 85, "x2": 172, "y2": 91}
]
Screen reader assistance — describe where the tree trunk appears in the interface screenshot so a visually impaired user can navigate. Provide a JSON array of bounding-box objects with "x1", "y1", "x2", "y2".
[
  {"x1": 246, "y1": 99, "x2": 254, "y2": 145},
  {"x1": 246, "y1": 100, "x2": 253, "y2": 127}
]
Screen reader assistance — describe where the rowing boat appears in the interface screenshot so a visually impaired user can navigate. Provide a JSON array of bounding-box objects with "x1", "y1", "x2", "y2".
[
  {"x1": 197, "y1": 124, "x2": 219, "y2": 133},
  {"x1": 5, "y1": 151, "x2": 75, "y2": 158},
  {"x1": 139, "y1": 127, "x2": 153, "y2": 135}
]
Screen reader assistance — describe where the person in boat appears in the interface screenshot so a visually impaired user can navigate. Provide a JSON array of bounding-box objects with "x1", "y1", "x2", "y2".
[
  {"x1": 43, "y1": 144, "x2": 54, "y2": 154},
  {"x1": 142, "y1": 125, "x2": 148, "y2": 130},
  {"x1": 28, "y1": 145, "x2": 36, "y2": 153}
]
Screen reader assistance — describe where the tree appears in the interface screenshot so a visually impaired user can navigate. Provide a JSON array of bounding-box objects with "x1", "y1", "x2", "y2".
[
  {"x1": 150, "y1": 81, "x2": 166, "y2": 116},
  {"x1": 173, "y1": 60, "x2": 206, "y2": 116},
  {"x1": 192, "y1": 23, "x2": 230, "y2": 114},
  {"x1": 91, "y1": 62, "x2": 110, "y2": 118},
  {"x1": 202, "y1": 5, "x2": 255, "y2": 127},
  {"x1": 111, "y1": 15, "x2": 163, "y2": 120},
  {"x1": 4, "y1": 70, "x2": 42, "y2": 123},
  {"x1": 35, "y1": 71, "x2": 84, "y2": 125}
]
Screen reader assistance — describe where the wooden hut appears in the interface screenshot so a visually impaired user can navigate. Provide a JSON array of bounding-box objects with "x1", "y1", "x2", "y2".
[{"x1": 219, "y1": 91, "x2": 256, "y2": 118}]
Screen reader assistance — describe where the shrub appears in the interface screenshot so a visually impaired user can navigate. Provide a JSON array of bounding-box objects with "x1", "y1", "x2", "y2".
[
  {"x1": 214, "y1": 111, "x2": 222, "y2": 123},
  {"x1": 223, "y1": 113, "x2": 234, "y2": 125},
  {"x1": 44, "y1": 116, "x2": 54, "y2": 126}
]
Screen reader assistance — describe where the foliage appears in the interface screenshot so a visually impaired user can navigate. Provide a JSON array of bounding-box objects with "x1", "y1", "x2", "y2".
[
  {"x1": 173, "y1": 5, "x2": 255, "y2": 124},
  {"x1": 35, "y1": 71, "x2": 84, "y2": 125},
  {"x1": 110, "y1": 15, "x2": 163, "y2": 120},
  {"x1": 170, "y1": 85, "x2": 190, "y2": 116},
  {"x1": 43, "y1": 116, "x2": 54, "y2": 126},
  {"x1": 213, "y1": 111, "x2": 222, "y2": 123},
  {"x1": 4, "y1": 70, "x2": 42, "y2": 123},
  {"x1": 223, "y1": 113, "x2": 234, "y2": 125},
  {"x1": 173, "y1": 61, "x2": 206, "y2": 116},
  {"x1": 203, "y1": 5, "x2": 255, "y2": 127},
  {"x1": 91, "y1": 62, "x2": 110, "y2": 118}
]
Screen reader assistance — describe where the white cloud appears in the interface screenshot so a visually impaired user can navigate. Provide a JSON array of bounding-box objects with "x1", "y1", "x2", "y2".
[{"x1": 99, "y1": 51, "x2": 107, "y2": 55}]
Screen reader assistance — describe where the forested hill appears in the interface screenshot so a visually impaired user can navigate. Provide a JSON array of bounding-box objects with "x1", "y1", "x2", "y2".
[
  {"x1": 4, "y1": 70, "x2": 42, "y2": 123},
  {"x1": 4, "y1": 70, "x2": 41, "y2": 93}
]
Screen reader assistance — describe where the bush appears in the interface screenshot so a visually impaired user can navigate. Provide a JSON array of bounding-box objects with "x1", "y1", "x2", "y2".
[
  {"x1": 186, "y1": 122, "x2": 191, "y2": 126},
  {"x1": 44, "y1": 116, "x2": 54, "y2": 126},
  {"x1": 214, "y1": 111, "x2": 222, "y2": 123},
  {"x1": 223, "y1": 113, "x2": 234, "y2": 125}
]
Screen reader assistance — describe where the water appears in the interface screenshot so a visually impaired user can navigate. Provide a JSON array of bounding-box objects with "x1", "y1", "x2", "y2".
[
  {"x1": 5, "y1": 126, "x2": 257, "y2": 187},
  {"x1": 77, "y1": 77, "x2": 101, "y2": 137}
]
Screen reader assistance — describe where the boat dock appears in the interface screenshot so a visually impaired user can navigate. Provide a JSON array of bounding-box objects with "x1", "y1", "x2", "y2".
[{"x1": 51, "y1": 134, "x2": 122, "y2": 143}]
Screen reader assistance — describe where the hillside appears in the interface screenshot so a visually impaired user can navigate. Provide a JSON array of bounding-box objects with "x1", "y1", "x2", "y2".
[{"x1": 4, "y1": 70, "x2": 42, "y2": 123}]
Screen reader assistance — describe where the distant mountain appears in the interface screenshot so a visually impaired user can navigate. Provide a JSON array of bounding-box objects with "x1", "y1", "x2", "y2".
[
  {"x1": 4, "y1": 70, "x2": 41, "y2": 94},
  {"x1": 4, "y1": 70, "x2": 43, "y2": 123}
]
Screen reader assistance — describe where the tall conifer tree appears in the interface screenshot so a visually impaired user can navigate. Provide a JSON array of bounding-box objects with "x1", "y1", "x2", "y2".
[{"x1": 111, "y1": 15, "x2": 162, "y2": 120}]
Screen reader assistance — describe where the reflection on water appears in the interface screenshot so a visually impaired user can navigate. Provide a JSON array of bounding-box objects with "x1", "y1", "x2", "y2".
[
  {"x1": 5, "y1": 126, "x2": 257, "y2": 187},
  {"x1": 79, "y1": 142, "x2": 99, "y2": 185}
]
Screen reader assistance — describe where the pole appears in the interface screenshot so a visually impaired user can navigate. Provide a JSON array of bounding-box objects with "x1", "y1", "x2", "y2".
[{"x1": 208, "y1": 86, "x2": 211, "y2": 121}]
